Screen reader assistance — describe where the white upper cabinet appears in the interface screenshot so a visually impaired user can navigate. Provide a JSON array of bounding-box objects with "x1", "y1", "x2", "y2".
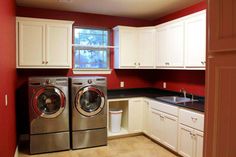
[
  {"x1": 16, "y1": 17, "x2": 74, "y2": 68},
  {"x1": 18, "y1": 20, "x2": 45, "y2": 66},
  {"x1": 113, "y1": 10, "x2": 206, "y2": 70},
  {"x1": 184, "y1": 10, "x2": 206, "y2": 68},
  {"x1": 137, "y1": 27, "x2": 156, "y2": 68},
  {"x1": 46, "y1": 23, "x2": 72, "y2": 67},
  {"x1": 156, "y1": 24, "x2": 168, "y2": 67},
  {"x1": 156, "y1": 20, "x2": 184, "y2": 68},
  {"x1": 114, "y1": 26, "x2": 138, "y2": 68},
  {"x1": 113, "y1": 26, "x2": 155, "y2": 69}
]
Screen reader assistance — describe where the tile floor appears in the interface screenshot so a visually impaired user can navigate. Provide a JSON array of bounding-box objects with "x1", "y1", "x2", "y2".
[{"x1": 19, "y1": 135, "x2": 178, "y2": 157}]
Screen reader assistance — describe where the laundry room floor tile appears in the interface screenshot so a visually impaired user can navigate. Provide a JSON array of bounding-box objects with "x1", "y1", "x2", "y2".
[{"x1": 18, "y1": 135, "x2": 177, "y2": 157}]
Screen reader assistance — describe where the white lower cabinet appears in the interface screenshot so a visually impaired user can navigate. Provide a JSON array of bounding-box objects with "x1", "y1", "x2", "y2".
[
  {"x1": 178, "y1": 108, "x2": 204, "y2": 157},
  {"x1": 178, "y1": 124, "x2": 204, "y2": 157},
  {"x1": 150, "y1": 109, "x2": 164, "y2": 142},
  {"x1": 128, "y1": 98, "x2": 143, "y2": 133},
  {"x1": 149, "y1": 100, "x2": 178, "y2": 151},
  {"x1": 108, "y1": 97, "x2": 204, "y2": 157},
  {"x1": 142, "y1": 99, "x2": 150, "y2": 135}
]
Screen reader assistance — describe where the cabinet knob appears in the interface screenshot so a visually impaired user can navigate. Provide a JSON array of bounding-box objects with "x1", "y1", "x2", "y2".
[
  {"x1": 191, "y1": 117, "x2": 198, "y2": 122},
  {"x1": 134, "y1": 62, "x2": 136, "y2": 65},
  {"x1": 201, "y1": 61, "x2": 205, "y2": 65},
  {"x1": 138, "y1": 62, "x2": 140, "y2": 66},
  {"x1": 42, "y1": 61, "x2": 45, "y2": 64},
  {"x1": 45, "y1": 61, "x2": 48, "y2": 64}
]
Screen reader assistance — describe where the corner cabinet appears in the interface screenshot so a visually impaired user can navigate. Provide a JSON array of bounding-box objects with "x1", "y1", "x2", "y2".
[
  {"x1": 113, "y1": 26, "x2": 155, "y2": 69},
  {"x1": 16, "y1": 17, "x2": 74, "y2": 68}
]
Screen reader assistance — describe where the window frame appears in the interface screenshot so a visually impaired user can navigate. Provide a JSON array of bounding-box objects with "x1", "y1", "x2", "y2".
[{"x1": 72, "y1": 26, "x2": 111, "y2": 73}]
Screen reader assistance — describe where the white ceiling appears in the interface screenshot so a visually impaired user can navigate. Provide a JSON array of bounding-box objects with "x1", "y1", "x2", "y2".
[{"x1": 16, "y1": 0, "x2": 202, "y2": 20}]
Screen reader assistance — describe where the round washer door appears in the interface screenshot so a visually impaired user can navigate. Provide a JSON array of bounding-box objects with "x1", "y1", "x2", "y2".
[
  {"x1": 75, "y1": 86, "x2": 105, "y2": 117},
  {"x1": 32, "y1": 86, "x2": 66, "y2": 118}
]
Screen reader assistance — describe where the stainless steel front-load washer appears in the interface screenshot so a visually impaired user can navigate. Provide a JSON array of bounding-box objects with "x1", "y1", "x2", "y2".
[
  {"x1": 28, "y1": 77, "x2": 70, "y2": 154},
  {"x1": 70, "y1": 76, "x2": 107, "y2": 149}
]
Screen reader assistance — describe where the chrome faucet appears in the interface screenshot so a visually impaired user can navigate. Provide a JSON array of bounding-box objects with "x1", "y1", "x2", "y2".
[{"x1": 180, "y1": 89, "x2": 187, "y2": 98}]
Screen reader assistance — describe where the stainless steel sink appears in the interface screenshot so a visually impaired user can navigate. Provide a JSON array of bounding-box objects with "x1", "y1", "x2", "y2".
[{"x1": 155, "y1": 96, "x2": 197, "y2": 104}]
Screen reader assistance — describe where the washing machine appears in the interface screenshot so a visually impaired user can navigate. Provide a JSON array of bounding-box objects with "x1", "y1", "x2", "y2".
[
  {"x1": 70, "y1": 76, "x2": 107, "y2": 149},
  {"x1": 28, "y1": 77, "x2": 70, "y2": 154}
]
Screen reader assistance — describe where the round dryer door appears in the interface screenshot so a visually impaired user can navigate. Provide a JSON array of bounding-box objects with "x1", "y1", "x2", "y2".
[
  {"x1": 32, "y1": 86, "x2": 66, "y2": 118},
  {"x1": 75, "y1": 86, "x2": 105, "y2": 117}
]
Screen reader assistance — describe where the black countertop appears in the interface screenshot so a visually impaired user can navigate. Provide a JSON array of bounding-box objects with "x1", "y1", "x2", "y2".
[{"x1": 107, "y1": 88, "x2": 205, "y2": 112}]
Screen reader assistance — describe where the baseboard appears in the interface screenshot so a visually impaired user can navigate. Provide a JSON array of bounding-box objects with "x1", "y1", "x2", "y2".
[{"x1": 14, "y1": 146, "x2": 18, "y2": 157}]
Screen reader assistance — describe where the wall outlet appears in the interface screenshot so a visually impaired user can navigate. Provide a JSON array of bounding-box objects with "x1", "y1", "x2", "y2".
[
  {"x1": 163, "y1": 82, "x2": 167, "y2": 89},
  {"x1": 5, "y1": 94, "x2": 8, "y2": 106},
  {"x1": 120, "y1": 81, "x2": 125, "y2": 88}
]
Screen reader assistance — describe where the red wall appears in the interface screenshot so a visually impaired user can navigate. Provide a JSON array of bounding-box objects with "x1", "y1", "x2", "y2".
[{"x1": 0, "y1": 0, "x2": 17, "y2": 156}]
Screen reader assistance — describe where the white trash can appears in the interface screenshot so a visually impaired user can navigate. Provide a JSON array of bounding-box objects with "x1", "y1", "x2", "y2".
[{"x1": 109, "y1": 109, "x2": 123, "y2": 133}]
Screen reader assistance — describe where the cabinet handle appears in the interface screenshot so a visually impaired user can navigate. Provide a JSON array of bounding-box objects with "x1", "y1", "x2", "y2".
[
  {"x1": 160, "y1": 115, "x2": 165, "y2": 119},
  {"x1": 201, "y1": 61, "x2": 205, "y2": 65},
  {"x1": 165, "y1": 62, "x2": 170, "y2": 65},
  {"x1": 42, "y1": 61, "x2": 45, "y2": 64},
  {"x1": 45, "y1": 61, "x2": 48, "y2": 64},
  {"x1": 134, "y1": 62, "x2": 136, "y2": 65},
  {"x1": 191, "y1": 117, "x2": 198, "y2": 122},
  {"x1": 138, "y1": 62, "x2": 140, "y2": 66}
]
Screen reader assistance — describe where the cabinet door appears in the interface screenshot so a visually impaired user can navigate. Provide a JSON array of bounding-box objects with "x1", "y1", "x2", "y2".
[
  {"x1": 46, "y1": 23, "x2": 72, "y2": 67},
  {"x1": 185, "y1": 10, "x2": 206, "y2": 67},
  {"x1": 209, "y1": 0, "x2": 236, "y2": 52},
  {"x1": 142, "y1": 99, "x2": 150, "y2": 135},
  {"x1": 194, "y1": 130, "x2": 203, "y2": 157},
  {"x1": 138, "y1": 28, "x2": 155, "y2": 68},
  {"x1": 156, "y1": 25, "x2": 168, "y2": 67},
  {"x1": 163, "y1": 113, "x2": 178, "y2": 151},
  {"x1": 178, "y1": 124, "x2": 194, "y2": 157},
  {"x1": 18, "y1": 21, "x2": 45, "y2": 67},
  {"x1": 149, "y1": 109, "x2": 164, "y2": 143},
  {"x1": 119, "y1": 27, "x2": 138, "y2": 68},
  {"x1": 167, "y1": 20, "x2": 184, "y2": 67},
  {"x1": 128, "y1": 99, "x2": 143, "y2": 133}
]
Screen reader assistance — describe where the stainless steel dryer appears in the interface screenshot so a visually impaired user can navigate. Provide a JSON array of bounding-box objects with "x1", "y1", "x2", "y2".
[
  {"x1": 70, "y1": 76, "x2": 107, "y2": 149},
  {"x1": 28, "y1": 77, "x2": 70, "y2": 154}
]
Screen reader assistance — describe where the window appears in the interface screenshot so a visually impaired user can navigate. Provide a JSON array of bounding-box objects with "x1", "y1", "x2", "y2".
[{"x1": 73, "y1": 28, "x2": 110, "y2": 71}]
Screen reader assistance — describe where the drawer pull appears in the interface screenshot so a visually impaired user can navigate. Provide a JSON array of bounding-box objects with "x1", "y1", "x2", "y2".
[{"x1": 191, "y1": 117, "x2": 198, "y2": 122}]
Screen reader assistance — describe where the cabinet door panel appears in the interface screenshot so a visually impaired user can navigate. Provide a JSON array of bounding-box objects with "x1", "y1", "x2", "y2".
[
  {"x1": 185, "y1": 11, "x2": 206, "y2": 67},
  {"x1": 150, "y1": 109, "x2": 164, "y2": 142},
  {"x1": 209, "y1": 0, "x2": 236, "y2": 52},
  {"x1": 18, "y1": 21, "x2": 45, "y2": 66},
  {"x1": 128, "y1": 99, "x2": 143, "y2": 133},
  {"x1": 163, "y1": 113, "x2": 178, "y2": 151},
  {"x1": 167, "y1": 21, "x2": 184, "y2": 67},
  {"x1": 194, "y1": 130, "x2": 203, "y2": 157},
  {"x1": 46, "y1": 24, "x2": 71, "y2": 67},
  {"x1": 138, "y1": 28, "x2": 155, "y2": 68},
  {"x1": 142, "y1": 99, "x2": 150, "y2": 135},
  {"x1": 119, "y1": 28, "x2": 138, "y2": 67},
  {"x1": 156, "y1": 25, "x2": 168, "y2": 67},
  {"x1": 178, "y1": 124, "x2": 194, "y2": 157}
]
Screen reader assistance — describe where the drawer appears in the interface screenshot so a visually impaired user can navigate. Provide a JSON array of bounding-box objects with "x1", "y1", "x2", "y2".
[
  {"x1": 179, "y1": 108, "x2": 204, "y2": 131},
  {"x1": 150, "y1": 100, "x2": 178, "y2": 116}
]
